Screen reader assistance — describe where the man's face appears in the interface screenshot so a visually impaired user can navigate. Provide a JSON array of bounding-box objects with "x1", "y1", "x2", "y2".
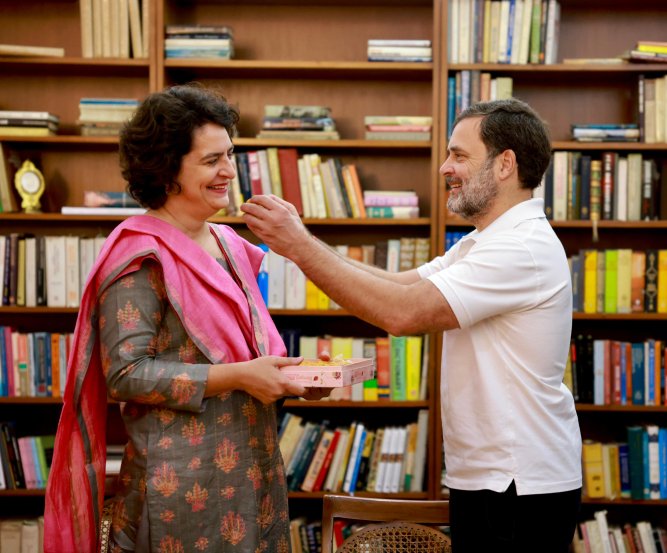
[{"x1": 440, "y1": 117, "x2": 499, "y2": 220}]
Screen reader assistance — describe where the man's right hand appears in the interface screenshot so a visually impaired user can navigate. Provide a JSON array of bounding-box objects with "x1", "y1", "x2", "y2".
[{"x1": 240, "y1": 194, "x2": 311, "y2": 262}]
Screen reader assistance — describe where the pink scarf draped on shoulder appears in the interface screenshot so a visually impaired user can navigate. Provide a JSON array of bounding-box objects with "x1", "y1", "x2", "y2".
[{"x1": 43, "y1": 215, "x2": 285, "y2": 553}]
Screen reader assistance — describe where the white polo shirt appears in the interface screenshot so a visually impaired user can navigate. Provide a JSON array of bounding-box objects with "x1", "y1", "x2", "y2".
[{"x1": 418, "y1": 198, "x2": 582, "y2": 495}]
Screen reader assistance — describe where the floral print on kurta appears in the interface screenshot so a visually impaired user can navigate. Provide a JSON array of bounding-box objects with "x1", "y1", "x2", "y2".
[{"x1": 99, "y1": 259, "x2": 291, "y2": 553}]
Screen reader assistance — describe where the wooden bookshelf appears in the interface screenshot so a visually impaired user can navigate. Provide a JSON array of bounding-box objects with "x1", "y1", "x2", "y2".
[
  {"x1": 440, "y1": 0, "x2": 667, "y2": 534},
  {"x1": 2, "y1": 0, "x2": 666, "y2": 538},
  {"x1": 0, "y1": 0, "x2": 443, "y2": 525}
]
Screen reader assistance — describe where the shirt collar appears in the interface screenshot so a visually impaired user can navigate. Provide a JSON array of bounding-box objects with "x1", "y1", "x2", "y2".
[{"x1": 472, "y1": 198, "x2": 546, "y2": 244}]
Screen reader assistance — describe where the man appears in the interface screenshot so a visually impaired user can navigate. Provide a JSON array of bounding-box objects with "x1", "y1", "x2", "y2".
[{"x1": 241, "y1": 98, "x2": 582, "y2": 553}]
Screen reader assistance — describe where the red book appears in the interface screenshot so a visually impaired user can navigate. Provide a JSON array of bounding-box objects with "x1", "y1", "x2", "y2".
[
  {"x1": 246, "y1": 151, "x2": 263, "y2": 196},
  {"x1": 277, "y1": 148, "x2": 303, "y2": 215},
  {"x1": 311, "y1": 429, "x2": 341, "y2": 492}
]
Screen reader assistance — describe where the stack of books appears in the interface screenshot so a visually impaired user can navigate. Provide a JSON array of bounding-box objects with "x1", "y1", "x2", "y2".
[
  {"x1": 76, "y1": 98, "x2": 139, "y2": 136},
  {"x1": 571, "y1": 124, "x2": 640, "y2": 143},
  {"x1": 364, "y1": 115, "x2": 432, "y2": 141},
  {"x1": 164, "y1": 24, "x2": 234, "y2": 59},
  {"x1": 256, "y1": 105, "x2": 340, "y2": 140},
  {"x1": 367, "y1": 39, "x2": 432, "y2": 62},
  {"x1": 363, "y1": 190, "x2": 420, "y2": 219},
  {"x1": 0, "y1": 110, "x2": 59, "y2": 137},
  {"x1": 626, "y1": 41, "x2": 667, "y2": 64}
]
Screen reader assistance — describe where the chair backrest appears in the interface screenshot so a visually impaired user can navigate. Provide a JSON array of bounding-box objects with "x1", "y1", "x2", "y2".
[{"x1": 321, "y1": 495, "x2": 451, "y2": 553}]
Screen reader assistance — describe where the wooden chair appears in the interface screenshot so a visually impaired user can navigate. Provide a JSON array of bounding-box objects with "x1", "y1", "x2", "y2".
[{"x1": 321, "y1": 495, "x2": 452, "y2": 553}]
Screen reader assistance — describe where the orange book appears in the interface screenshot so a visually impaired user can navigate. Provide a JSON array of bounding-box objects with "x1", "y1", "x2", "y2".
[
  {"x1": 342, "y1": 164, "x2": 366, "y2": 218},
  {"x1": 631, "y1": 251, "x2": 646, "y2": 313},
  {"x1": 375, "y1": 337, "x2": 391, "y2": 400},
  {"x1": 50, "y1": 333, "x2": 61, "y2": 398}
]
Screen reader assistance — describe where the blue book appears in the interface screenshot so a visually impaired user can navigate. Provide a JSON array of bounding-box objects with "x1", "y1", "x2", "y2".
[
  {"x1": 646, "y1": 340, "x2": 656, "y2": 405},
  {"x1": 447, "y1": 76, "x2": 456, "y2": 138},
  {"x1": 618, "y1": 442, "x2": 632, "y2": 498},
  {"x1": 619, "y1": 341, "x2": 627, "y2": 405},
  {"x1": 344, "y1": 425, "x2": 367, "y2": 493},
  {"x1": 631, "y1": 343, "x2": 645, "y2": 405},
  {"x1": 626, "y1": 425, "x2": 645, "y2": 500}
]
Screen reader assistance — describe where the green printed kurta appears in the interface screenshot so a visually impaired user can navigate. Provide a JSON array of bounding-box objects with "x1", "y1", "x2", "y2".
[{"x1": 99, "y1": 259, "x2": 291, "y2": 553}]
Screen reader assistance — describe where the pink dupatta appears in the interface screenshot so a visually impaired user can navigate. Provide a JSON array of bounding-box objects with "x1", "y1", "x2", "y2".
[{"x1": 43, "y1": 215, "x2": 285, "y2": 553}]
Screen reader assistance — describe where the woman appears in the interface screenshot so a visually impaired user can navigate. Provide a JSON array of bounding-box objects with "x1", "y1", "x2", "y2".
[{"x1": 45, "y1": 83, "x2": 322, "y2": 552}]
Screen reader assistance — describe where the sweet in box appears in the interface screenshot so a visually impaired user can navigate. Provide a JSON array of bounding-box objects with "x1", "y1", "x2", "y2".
[{"x1": 280, "y1": 358, "x2": 375, "y2": 387}]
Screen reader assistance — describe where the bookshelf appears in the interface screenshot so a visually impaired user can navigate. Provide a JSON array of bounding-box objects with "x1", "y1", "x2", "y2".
[
  {"x1": 3, "y1": 0, "x2": 666, "y2": 540},
  {"x1": 440, "y1": 0, "x2": 667, "y2": 534},
  {"x1": 0, "y1": 0, "x2": 444, "y2": 525}
]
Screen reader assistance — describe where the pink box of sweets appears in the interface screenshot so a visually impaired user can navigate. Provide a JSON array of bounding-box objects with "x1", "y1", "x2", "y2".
[{"x1": 280, "y1": 358, "x2": 375, "y2": 387}]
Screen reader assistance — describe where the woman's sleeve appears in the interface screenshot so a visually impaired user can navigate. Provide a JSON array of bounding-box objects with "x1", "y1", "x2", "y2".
[{"x1": 98, "y1": 259, "x2": 209, "y2": 412}]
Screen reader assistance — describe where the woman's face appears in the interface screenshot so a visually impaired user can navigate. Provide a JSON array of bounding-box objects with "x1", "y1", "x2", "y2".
[{"x1": 169, "y1": 123, "x2": 236, "y2": 219}]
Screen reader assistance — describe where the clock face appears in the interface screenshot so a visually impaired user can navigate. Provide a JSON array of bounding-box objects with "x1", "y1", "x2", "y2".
[{"x1": 21, "y1": 171, "x2": 42, "y2": 194}]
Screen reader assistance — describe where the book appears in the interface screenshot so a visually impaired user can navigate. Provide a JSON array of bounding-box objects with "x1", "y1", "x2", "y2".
[
  {"x1": 276, "y1": 148, "x2": 303, "y2": 215},
  {"x1": 60, "y1": 206, "x2": 146, "y2": 215},
  {"x1": 582, "y1": 439, "x2": 604, "y2": 498},
  {"x1": 0, "y1": 44, "x2": 65, "y2": 57},
  {"x1": 366, "y1": 206, "x2": 420, "y2": 219},
  {"x1": 365, "y1": 130, "x2": 431, "y2": 141}
]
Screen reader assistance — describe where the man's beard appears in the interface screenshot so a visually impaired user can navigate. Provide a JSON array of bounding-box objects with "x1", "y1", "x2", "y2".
[{"x1": 446, "y1": 158, "x2": 498, "y2": 220}]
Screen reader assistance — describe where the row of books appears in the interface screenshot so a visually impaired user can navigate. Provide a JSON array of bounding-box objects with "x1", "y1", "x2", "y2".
[
  {"x1": 227, "y1": 148, "x2": 415, "y2": 220},
  {"x1": 640, "y1": 74, "x2": 667, "y2": 145},
  {"x1": 538, "y1": 152, "x2": 663, "y2": 222},
  {"x1": 289, "y1": 517, "x2": 322, "y2": 553},
  {"x1": 448, "y1": 0, "x2": 561, "y2": 65},
  {"x1": 568, "y1": 249, "x2": 666, "y2": 315},
  {"x1": 572, "y1": 510, "x2": 666, "y2": 553},
  {"x1": 165, "y1": 24, "x2": 234, "y2": 59},
  {"x1": 566, "y1": 337, "x2": 667, "y2": 408},
  {"x1": 285, "y1": 334, "x2": 429, "y2": 403},
  {"x1": 0, "y1": 329, "x2": 70, "y2": 398},
  {"x1": 79, "y1": 0, "x2": 148, "y2": 59},
  {"x1": 582, "y1": 426, "x2": 667, "y2": 502},
  {"x1": 0, "y1": 421, "x2": 54, "y2": 490},
  {"x1": 366, "y1": 39, "x2": 432, "y2": 63},
  {"x1": 0, "y1": 518, "x2": 43, "y2": 553},
  {"x1": 364, "y1": 115, "x2": 432, "y2": 142},
  {"x1": 446, "y1": 72, "x2": 513, "y2": 136},
  {"x1": 0, "y1": 233, "x2": 108, "y2": 308},
  {"x1": 77, "y1": 97, "x2": 139, "y2": 136},
  {"x1": 259, "y1": 238, "x2": 429, "y2": 310},
  {"x1": 279, "y1": 409, "x2": 429, "y2": 494}
]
